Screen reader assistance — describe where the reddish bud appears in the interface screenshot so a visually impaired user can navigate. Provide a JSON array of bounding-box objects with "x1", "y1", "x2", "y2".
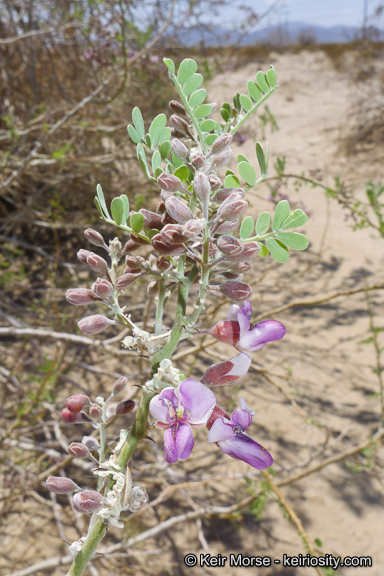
[
  {"x1": 209, "y1": 176, "x2": 222, "y2": 191},
  {"x1": 92, "y1": 278, "x2": 113, "y2": 299},
  {"x1": 139, "y1": 209, "x2": 163, "y2": 229},
  {"x1": 66, "y1": 394, "x2": 90, "y2": 414},
  {"x1": 217, "y1": 193, "x2": 248, "y2": 221},
  {"x1": 116, "y1": 273, "x2": 138, "y2": 289},
  {"x1": 171, "y1": 138, "x2": 189, "y2": 161},
  {"x1": 194, "y1": 172, "x2": 211, "y2": 209},
  {"x1": 129, "y1": 233, "x2": 148, "y2": 246},
  {"x1": 61, "y1": 408, "x2": 82, "y2": 423},
  {"x1": 82, "y1": 436, "x2": 99, "y2": 451},
  {"x1": 156, "y1": 255, "x2": 171, "y2": 271},
  {"x1": 77, "y1": 249, "x2": 92, "y2": 264},
  {"x1": 106, "y1": 403, "x2": 117, "y2": 419},
  {"x1": 215, "y1": 220, "x2": 240, "y2": 235},
  {"x1": 46, "y1": 476, "x2": 79, "y2": 494},
  {"x1": 169, "y1": 100, "x2": 187, "y2": 116},
  {"x1": 211, "y1": 133, "x2": 233, "y2": 154},
  {"x1": 157, "y1": 173, "x2": 183, "y2": 193},
  {"x1": 228, "y1": 242, "x2": 260, "y2": 262},
  {"x1": 151, "y1": 234, "x2": 186, "y2": 256},
  {"x1": 66, "y1": 289, "x2": 101, "y2": 306},
  {"x1": 220, "y1": 280, "x2": 252, "y2": 301},
  {"x1": 165, "y1": 196, "x2": 193, "y2": 224},
  {"x1": 73, "y1": 490, "x2": 103, "y2": 514},
  {"x1": 89, "y1": 403, "x2": 102, "y2": 418},
  {"x1": 84, "y1": 228, "x2": 107, "y2": 248},
  {"x1": 78, "y1": 314, "x2": 115, "y2": 335},
  {"x1": 190, "y1": 151, "x2": 205, "y2": 169},
  {"x1": 113, "y1": 376, "x2": 128, "y2": 395},
  {"x1": 217, "y1": 235, "x2": 243, "y2": 256},
  {"x1": 160, "y1": 224, "x2": 189, "y2": 244},
  {"x1": 211, "y1": 147, "x2": 232, "y2": 169},
  {"x1": 184, "y1": 219, "x2": 202, "y2": 238},
  {"x1": 212, "y1": 187, "x2": 245, "y2": 202},
  {"x1": 68, "y1": 442, "x2": 90, "y2": 459},
  {"x1": 121, "y1": 239, "x2": 141, "y2": 255},
  {"x1": 87, "y1": 252, "x2": 108, "y2": 275},
  {"x1": 170, "y1": 114, "x2": 191, "y2": 137},
  {"x1": 116, "y1": 399, "x2": 135, "y2": 415}
]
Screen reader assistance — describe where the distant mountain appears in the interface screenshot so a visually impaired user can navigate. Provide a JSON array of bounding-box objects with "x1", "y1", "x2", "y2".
[{"x1": 172, "y1": 21, "x2": 383, "y2": 46}]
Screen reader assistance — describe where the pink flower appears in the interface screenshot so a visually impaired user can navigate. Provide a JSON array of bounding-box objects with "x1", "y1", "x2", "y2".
[{"x1": 149, "y1": 379, "x2": 216, "y2": 463}]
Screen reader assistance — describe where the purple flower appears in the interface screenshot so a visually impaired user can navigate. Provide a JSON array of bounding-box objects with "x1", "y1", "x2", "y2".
[
  {"x1": 209, "y1": 300, "x2": 286, "y2": 352},
  {"x1": 208, "y1": 398, "x2": 273, "y2": 470},
  {"x1": 149, "y1": 379, "x2": 216, "y2": 463}
]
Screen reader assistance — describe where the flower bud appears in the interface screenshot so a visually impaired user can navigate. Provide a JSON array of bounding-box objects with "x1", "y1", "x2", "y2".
[
  {"x1": 206, "y1": 405, "x2": 230, "y2": 431},
  {"x1": 89, "y1": 403, "x2": 102, "y2": 418},
  {"x1": 220, "y1": 280, "x2": 252, "y2": 301},
  {"x1": 73, "y1": 490, "x2": 103, "y2": 514},
  {"x1": 217, "y1": 193, "x2": 248, "y2": 221},
  {"x1": 194, "y1": 172, "x2": 211, "y2": 207},
  {"x1": 66, "y1": 394, "x2": 90, "y2": 414},
  {"x1": 139, "y1": 209, "x2": 163, "y2": 229},
  {"x1": 210, "y1": 133, "x2": 233, "y2": 154},
  {"x1": 106, "y1": 403, "x2": 117, "y2": 419},
  {"x1": 212, "y1": 187, "x2": 245, "y2": 203},
  {"x1": 84, "y1": 228, "x2": 107, "y2": 249},
  {"x1": 165, "y1": 197, "x2": 193, "y2": 224},
  {"x1": 147, "y1": 280, "x2": 159, "y2": 296},
  {"x1": 68, "y1": 442, "x2": 90, "y2": 459},
  {"x1": 61, "y1": 408, "x2": 83, "y2": 423},
  {"x1": 184, "y1": 219, "x2": 202, "y2": 238},
  {"x1": 113, "y1": 376, "x2": 128, "y2": 395},
  {"x1": 125, "y1": 255, "x2": 145, "y2": 273},
  {"x1": 228, "y1": 242, "x2": 260, "y2": 262},
  {"x1": 151, "y1": 234, "x2": 186, "y2": 256},
  {"x1": 209, "y1": 176, "x2": 222, "y2": 191},
  {"x1": 116, "y1": 399, "x2": 135, "y2": 415},
  {"x1": 215, "y1": 220, "x2": 240, "y2": 235},
  {"x1": 129, "y1": 233, "x2": 148, "y2": 245},
  {"x1": 156, "y1": 255, "x2": 171, "y2": 271},
  {"x1": 201, "y1": 352, "x2": 252, "y2": 386},
  {"x1": 157, "y1": 173, "x2": 183, "y2": 193},
  {"x1": 190, "y1": 150, "x2": 205, "y2": 169},
  {"x1": 211, "y1": 147, "x2": 232, "y2": 169},
  {"x1": 78, "y1": 314, "x2": 115, "y2": 335},
  {"x1": 82, "y1": 436, "x2": 99, "y2": 451},
  {"x1": 171, "y1": 138, "x2": 189, "y2": 161},
  {"x1": 77, "y1": 249, "x2": 92, "y2": 264},
  {"x1": 92, "y1": 278, "x2": 113, "y2": 299},
  {"x1": 121, "y1": 239, "x2": 140, "y2": 255},
  {"x1": 170, "y1": 114, "x2": 191, "y2": 136},
  {"x1": 87, "y1": 253, "x2": 109, "y2": 275},
  {"x1": 160, "y1": 224, "x2": 189, "y2": 244},
  {"x1": 46, "y1": 476, "x2": 80, "y2": 494},
  {"x1": 66, "y1": 288, "x2": 101, "y2": 306},
  {"x1": 115, "y1": 273, "x2": 138, "y2": 289},
  {"x1": 169, "y1": 100, "x2": 187, "y2": 116},
  {"x1": 217, "y1": 235, "x2": 243, "y2": 257}
]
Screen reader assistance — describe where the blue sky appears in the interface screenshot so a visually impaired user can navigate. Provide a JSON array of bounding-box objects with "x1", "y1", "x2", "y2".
[{"x1": 217, "y1": 0, "x2": 379, "y2": 29}]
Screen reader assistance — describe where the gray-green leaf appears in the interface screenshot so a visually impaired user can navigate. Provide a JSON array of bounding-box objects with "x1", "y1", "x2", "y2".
[
  {"x1": 148, "y1": 114, "x2": 167, "y2": 147},
  {"x1": 247, "y1": 80, "x2": 262, "y2": 102},
  {"x1": 189, "y1": 89, "x2": 207, "y2": 108},
  {"x1": 256, "y1": 242, "x2": 269, "y2": 257},
  {"x1": 194, "y1": 104, "x2": 212, "y2": 119},
  {"x1": 255, "y1": 71, "x2": 270, "y2": 94},
  {"x1": 276, "y1": 232, "x2": 309, "y2": 250},
  {"x1": 238, "y1": 161, "x2": 257, "y2": 187},
  {"x1": 280, "y1": 209, "x2": 308, "y2": 229},
  {"x1": 163, "y1": 58, "x2": 175, "y2": 74},
  {"x1": 256, "y1": 211, "x2": 271, "y2": 236},
  {"x1": 240, "y1": 94, "x2": 253, "y2": 112},
  {"x1": 183, "y1": 73, "x2": 203, "y2": 96},
  {"x1": 266, "y1": 66, "x2": 277, "y2": 87},
  {"x1": 265, "y1": 238, "x2": 290, "y2": 263},
  {"x1": 256, "y1": 142, "x2": 267, "y2": 176},
  {"x1": 96, "y1": 183, "x2": 109, "y2": 218},
  {"x1": 132, "y1": 107, "x2": 145, "y2": 138},
  {"x1": 111, "y1": 197, "x2": 125, "y2": 225},
  {"x1": 127, "y1": 124, "x2": 142, "y2": 144},
  {"x1": 130, "y1": 212, "x2": 145, "y2": 234},
  {"x1": 240, "y1": 216, "x2": 255, "y2": 239},
  {"x1": 272, "y1": 200, "x2": 290, "y2": 230},
  {"x1": 177, "y1": 58, "x2": 198, "y2": 85}
]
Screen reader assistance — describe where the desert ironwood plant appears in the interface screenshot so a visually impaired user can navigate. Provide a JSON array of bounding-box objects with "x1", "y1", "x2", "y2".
[{"x1": 48, "y1": 57, "x2": 309, "y2": 575}]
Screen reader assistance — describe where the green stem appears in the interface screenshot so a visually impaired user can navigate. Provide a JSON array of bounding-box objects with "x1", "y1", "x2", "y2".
[
  {"x1": 230, "y1": 87, "x2": 277, "y2": 136},
  {"x1": 155, "y1": 281, "x2": 166, "y2": 334}
]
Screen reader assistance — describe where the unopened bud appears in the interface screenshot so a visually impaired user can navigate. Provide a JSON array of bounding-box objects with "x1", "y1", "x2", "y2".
[
  {"x1": 157, "y1": 173, "x2": 183, "y2": 193},
  {"x1": 217, "y1": 235, "x2": 243, "y2": 256},
  {"x1": 113, "y1": 376, "x2": 128, "y2": 395},
  {"x1": 89, "y1": 403, "x2": 102, "y2": 418},
  {"x1": 84, "y1": 228, "x2": 107, "y2": 248},
  {"x1": 220, "y1": 280, "x2": 252, "y2": 301},
  {"x1": 61, "y1": 408, "x2": 83, "y2": 423},
  {"x1": 165, "y1": 196, "x2": 193, "y2": 224},
  {"x1": 217, "y1": 193, "x2": 248, "y2": 221},
  {"x1": 87, "y1": 253, "x2": 108, "y2": 275},
  {"x1": 147, "y1": 280, "x2": 159, "y2": 296},
  {"x1": 116, "y1": 399, "x2": 135, "y2": 415},
  {"x1": 184, "y1": 219, "x2": 202, "y2": 238},
  {"x1": 116, "y1": 273, "x2": 137, "y2": 289},
  {"x1": 169, "y1": 100, "x2": 187, "y2": 116},
  {"x1": 92, "y1": 278, "x2": 113, "y2": 299},
  {"x1": 170, "y1": 114, "x2": 190, "y2": 136},
  {"x1": 212, "y1": 187, "x2": 245, "y2": 202},
  {"x1": 129, "y1": 233, "x2": 148, "y2": 246},
  {"x1": 151, "y1": 234, "x2": 186, "y2": 256},
  {"x1": 215, "y1": 220, "x2": 240, "y2": 235},
  {"x1": 78, "y1": 314, "x2": 115, "y2": 335},
  {"x1": 190, "y1": 149, "x2": 205, "y2": 169},
  {"x1": 73, "y1": 490, "x2": 103, "y2": 514},
  {"x1": 209, "y1": 176, "x2": 222, "y2": 191},
  {"x1": 139, "y1": 209, "x2": 163, "y2": 229},
  {"x1": 211, "y1": 133, "x2": 233, "y2": 154},
  {"x1": 46, "y1": 476, "x2": 80, "y2": 494},
  {"x1": 125, "y1": 255, "x2": 145, "y2": 273},
  {"x1": 82, "y1": 436, "x2": 99, "y2": 451},
  {"x1": 106, "y1": 403, "x2": 117, "y2": 419},
  {"x1": 194, "y1": 172, "x2": 211, "y2": 207},
  {"x1": 228, "y1": 242, "x2": 260, "y2": 262},
  {"x1": 121, "y1": 239, "x2": 140, "y2": 255},
  {"x1": 66, "y1": 288, "x2": 101, "y2": 306},
  {"x1": 156, "y1": 255, "x2": 171, "y2": 271},
  {"x1": 171, "y1": 138, "x2": 189, "y2": 161},
  {"x1": 211, "y1": 148, "x2": 232, "y2": 169},
  {"x1": 77, "y1": 249, "x2": 91, "y2": 264},
  {"x1": 161, "y1": 223, "x2": 189, "y2": 244},
  {"x1": 68, "y1": 442, "x2": 90, "y2": 459},
  {"x1": 66, "y1": 394, "x2": 90, "y2": 414}
]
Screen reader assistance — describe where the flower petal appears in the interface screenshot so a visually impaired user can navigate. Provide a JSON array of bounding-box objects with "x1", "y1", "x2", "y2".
[
  {"x1": 218, "y1": 434, "x2": 273, "y2": 469},
  {"x1": 163, "y1": 423, "x2": 194, "y2": 462},
  {"x1": 178, "y1": 379, "x2": 216, "y2": 425},
  {"x1": 208, "y1": 416, "x2": 235, "y2": 443},
  {"x1": 230, "y1": 408, "x2": 253, "y2": 431},
  {"x1": 200, "y1": 352, "x2": 252, "y2": 386},
  {"x1": 227, "y1": 300, "x2": 252, "y2": 321},
  {"x1": 239, "y1": 397, "x2": 255, "y2": 416},
  {"x1": 237, "y1": 319, "x2": 286, "y2": 352},
  {"x1": 149, "y1": 387, "x2": 177, "y2": 424}
]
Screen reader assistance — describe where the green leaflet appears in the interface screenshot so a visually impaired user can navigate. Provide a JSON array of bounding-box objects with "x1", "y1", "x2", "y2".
[
  {"x1": 189, "y1": 88, "x2": 207, "y2": 108},
  {"x1": 183, "y1": 73, "x2": 203, "y2": 96},
  {"x1": 130, "y1": 212, "x2": 144, "y2": 234},
  {"x1": 111, "y1": 197, "x2": 126, "y2": 225},
  {"x1": 96, "y1": 184, "x2": 109, "y2": 218},
  {"x1": 276, "y1": 232, "x2": 309, "y2": 250},
  {"x1": 255, "y1": 71, "x2": 270, "y2": 93},
  {"x1": 238, "y1": 161, "x2": 257, "y2": 187},
  {"x1": 280, "y1": 209, "x2": 308, "y2": 229},
  {"x1": 177, "y1": 58, "x2": 198, "y2": 84},
  {"x1": 265, "y1": 238, "x2": 290, "y2": 263},
  {"x1": 148, "y1": 114, "x2": 167, "y2": 147},
  {"x1": 240, "y1": 216, "x2": 255, "y2": 239},
  {"x1": 127, "y1": 124, "x2": 142, "y2": 144},
  {"x1": 132, "y1": 107, "x2": 145, "y2": 138},
  {"x1": 256, "y1": 212, "x2": 271, "y2": 236},
  {"x1": 194, "y1": 104, "x2": 212, "y2": 119},
  {"x1": 272, "y1": 200, "x2": 290, "y2": 230}
]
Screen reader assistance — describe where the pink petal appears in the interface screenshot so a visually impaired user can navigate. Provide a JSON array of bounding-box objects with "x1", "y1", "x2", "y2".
[
  {"x1": 149, "y1": 387, "x2": 177, "y2": 424},
  {"x1": 230, "y1": 408, "x2": 253, "y2": 431},
  {"x1": 200, "y1": 353, "x2": 251, "y2": 386},
  {"x1": 208, "y1": 417, "x2": 235, "y2": 443},
  {"x1": 178, "y1": 379, "x2": 216, "y2": 425},
  {"x1": 239, "y1": 397, "x2": 255, "y2": 416},
  {"x1": 237, "y1": 320, "x2": 286, "y2": 352},
  {"x1": 163, "y1": 423, "x2": 194, "y2": 462}
]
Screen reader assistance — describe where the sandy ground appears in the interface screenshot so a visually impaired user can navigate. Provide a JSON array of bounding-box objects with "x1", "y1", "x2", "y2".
[{"x1": 3, "y1": 50, "x2": 384, "y2": 576}]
